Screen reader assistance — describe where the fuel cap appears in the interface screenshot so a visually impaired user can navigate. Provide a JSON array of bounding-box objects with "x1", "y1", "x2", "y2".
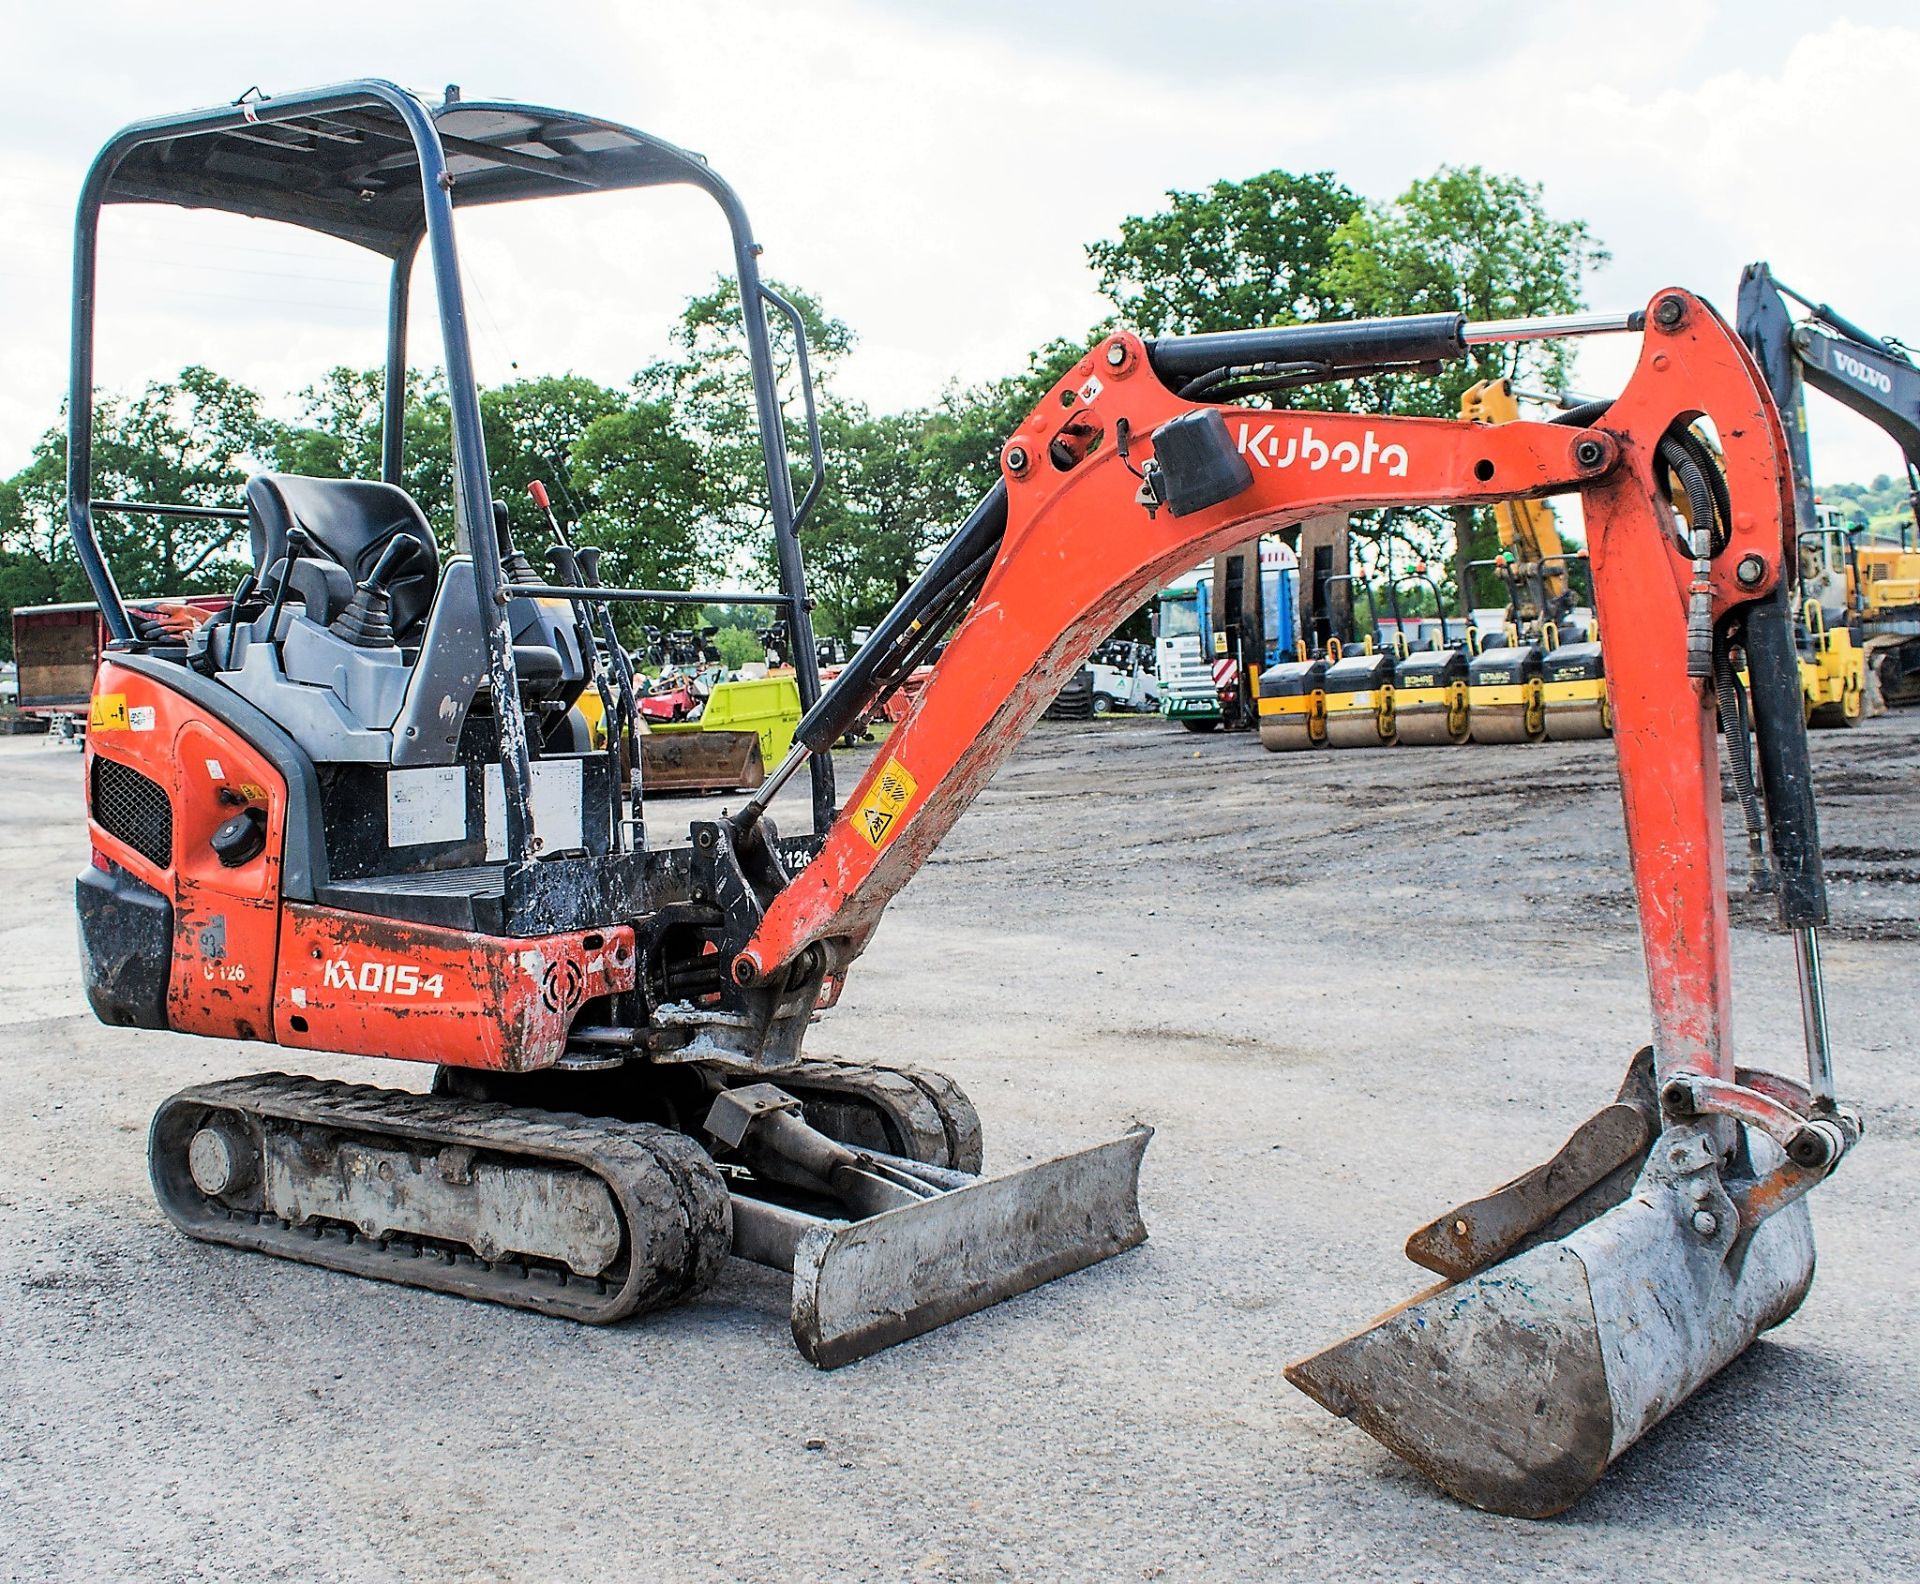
[{"x1": 210, "y1": 806, "x2": 268, "y2": 867}]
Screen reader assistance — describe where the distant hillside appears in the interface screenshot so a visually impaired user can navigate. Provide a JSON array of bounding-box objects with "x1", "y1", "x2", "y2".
[{"x1": 1821, "y1": 475, "x2": 1914, "y2": 538}]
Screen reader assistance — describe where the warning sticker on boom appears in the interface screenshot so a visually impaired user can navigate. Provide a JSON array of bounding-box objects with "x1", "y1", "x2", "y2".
[{"x1": 854, "y1": 757, "x2": 917, "y2": 848}]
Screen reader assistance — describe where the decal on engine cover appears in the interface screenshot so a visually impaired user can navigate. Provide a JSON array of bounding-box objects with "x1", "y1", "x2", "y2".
[
  {"x1": 90, "y1": 693, "x2": 128, "y2": 731},
  {"x1": 855, "y1": 756, "x2": 917, "y2": 848},
  {"x1": 320, "y1": 959, "x2": 448, "y2": 999}
]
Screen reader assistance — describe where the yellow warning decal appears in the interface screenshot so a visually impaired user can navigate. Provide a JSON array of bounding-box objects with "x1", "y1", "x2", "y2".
[
  {"x1": 90, "y1": 693, "x2": 129, "y2": 731},
  {"x1": 854, "y1": 756, "x2": 917, "y2": 848}
]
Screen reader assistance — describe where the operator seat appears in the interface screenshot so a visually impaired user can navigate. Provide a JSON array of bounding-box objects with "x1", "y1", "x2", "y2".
[{"x1": 247, "y1": 474, "x2": 441, "y2": 645}]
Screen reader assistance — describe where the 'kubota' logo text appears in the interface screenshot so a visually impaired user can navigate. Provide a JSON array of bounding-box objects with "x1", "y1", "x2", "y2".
[
  {"x1": 1235, "y1": 422, "x2": 1409, "y2": 476},
  {"x1": 1832, "y1": 350, "x2": 1893, "y2": 394}
]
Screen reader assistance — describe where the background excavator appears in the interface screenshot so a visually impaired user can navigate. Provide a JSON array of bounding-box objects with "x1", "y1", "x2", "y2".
[
  {"x1": 67, "y1": 81, "x2": 1856, "y2": 1519},
  {"x1": 1739, "y1": 261, "x2": 1920, "y2": 712}
]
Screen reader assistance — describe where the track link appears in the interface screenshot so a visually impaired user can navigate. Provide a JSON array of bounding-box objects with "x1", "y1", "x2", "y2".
[{"x1": 150, "y1": 1073, "x2": 730, "y2": 1323}]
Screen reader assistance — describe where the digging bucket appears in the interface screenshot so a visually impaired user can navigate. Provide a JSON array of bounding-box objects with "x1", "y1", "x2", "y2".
[{"x1": 1287, "y1": 1057, "x2": 1820, "y2": 1517}]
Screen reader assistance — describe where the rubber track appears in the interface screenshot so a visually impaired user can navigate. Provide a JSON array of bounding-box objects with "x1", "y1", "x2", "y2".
[{"x1": 150, "y1": 1073, "x2": 730, "y2": 1323}]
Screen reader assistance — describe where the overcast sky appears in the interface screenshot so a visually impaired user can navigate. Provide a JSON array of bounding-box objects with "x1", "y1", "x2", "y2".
[{"x1": 1, "y1": 1, "x2": 1914, "y2": 500}]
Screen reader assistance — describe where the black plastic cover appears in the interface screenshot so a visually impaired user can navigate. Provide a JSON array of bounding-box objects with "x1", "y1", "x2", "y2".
[
  {"x1": 1396, "y1": 649, "x2": 1469, "y2": 686},
  {"x1": 1150, "y1": 410, "x2": 1255, "y2": 518},
  {"x1": 1469, "y1": 645, "x2": 1544, "y2": 685},
  {"x1": 1325, "y1": 652, "x2": 1396, "y2": 690},
  {"x1": 1260, "y1": 658, "x2": 1328, "y2": 698},
  {"x1": 211, "y1": 807, "x2": 269, "y2": 868},
  {"x1": 1541, "y1": 643, "x2": 1605, "y2": 683}
]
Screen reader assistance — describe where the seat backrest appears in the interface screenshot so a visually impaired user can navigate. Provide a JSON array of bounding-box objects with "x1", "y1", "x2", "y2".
[{"x1": 247, "y1": 474, "x2": 441, "y2": 643}]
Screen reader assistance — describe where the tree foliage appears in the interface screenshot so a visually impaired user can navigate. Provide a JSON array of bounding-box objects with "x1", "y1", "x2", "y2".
[
  {"x1": 1, "y1": 367, "x2": 276, "y2": 653},
  {"x1": 1326, "y1": 165, "x2": 1609, "y2": 415},
  {"x1": 1086, "y1": 170, "x2": 1362, "y2": 336},
  {"x1": 2, "y1": 164, "x2": 1612, "y2": 658}
]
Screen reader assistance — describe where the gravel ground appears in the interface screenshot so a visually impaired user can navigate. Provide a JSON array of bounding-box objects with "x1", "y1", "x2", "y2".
[{"x1": 1, "y1": 713, "x2": 1915, "y2": 1583}]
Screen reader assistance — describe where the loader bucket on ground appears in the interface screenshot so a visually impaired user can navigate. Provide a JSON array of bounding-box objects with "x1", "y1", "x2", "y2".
[
  {"x1": 731, "y1": 1127, "x2": 1151, "y2": 1368},
  {"x1": 1286, "y1": 1121, "x2": 1816, "y2": 1517},
  {"x1": 639, "y1": 728, "x2": 766, "y2": 794}
]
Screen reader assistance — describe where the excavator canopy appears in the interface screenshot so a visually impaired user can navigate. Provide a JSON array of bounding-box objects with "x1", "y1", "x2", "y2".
[{"x1": 98, "y1": 93, "x2": 719, "y2": 254}]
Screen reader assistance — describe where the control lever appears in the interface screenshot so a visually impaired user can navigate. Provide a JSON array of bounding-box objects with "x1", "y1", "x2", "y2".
[
  {"x1": 330, "y1": 534, "x2": 422, "y2": 650},
  {"x1": 529, "y1": 482, "x2": 643, "y2": 827},
  {"x1": 492, "y1": 500, "x2": 538, "y2": 586}
]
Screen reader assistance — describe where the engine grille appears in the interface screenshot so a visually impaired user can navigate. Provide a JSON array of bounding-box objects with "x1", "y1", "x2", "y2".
[{"x1": 92, "y1": 755, "x2": 173, "y2": 869}]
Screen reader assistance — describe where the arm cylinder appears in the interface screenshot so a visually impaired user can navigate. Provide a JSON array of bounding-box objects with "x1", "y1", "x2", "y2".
[
  {"x1": 1742, "y1": 582, "x2": 1829, "y2": 929},
  {"x1": 1146, "y1": 314, "x2": 1467, "y2": 382}
]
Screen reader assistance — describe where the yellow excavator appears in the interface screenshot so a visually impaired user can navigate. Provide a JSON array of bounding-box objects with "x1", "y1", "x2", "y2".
[
  {"x1": 1740, "y1": 262, "x2": 1920, "y2": 711},
  {"x1": 1459, "y1": 379, "x2": 1610, "y2": 742}
]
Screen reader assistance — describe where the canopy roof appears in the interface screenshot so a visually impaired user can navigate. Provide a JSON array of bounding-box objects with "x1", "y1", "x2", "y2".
[{"x1": 100, "y1": 96, "x2": 712, "y2": 256}]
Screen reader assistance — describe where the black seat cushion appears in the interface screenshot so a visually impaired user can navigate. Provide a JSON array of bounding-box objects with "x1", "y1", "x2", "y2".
[{"x1": 248, "y1": 474, "x2": 440, "y2": 643}]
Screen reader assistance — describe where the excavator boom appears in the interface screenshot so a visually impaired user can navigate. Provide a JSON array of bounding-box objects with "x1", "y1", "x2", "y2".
[{"x1": 716, "y1": 289, "x2": 1858, "y2": 1513}]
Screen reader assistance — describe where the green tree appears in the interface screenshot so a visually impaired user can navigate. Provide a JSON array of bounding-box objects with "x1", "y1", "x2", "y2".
[
  {"x1": 1824, "y1": 474, "x2": 1916, "y2": 538},
  {"x1": 567, "y1": 396, "x2": 714, "y2": 643},
  {"x1": 1086, "y1": 170, "x2": 1363, "y2": 336},
  {"x1": 272, "y1": 366, "x2": 454, "y2": 536},
  {"x1": 1326, "y1": 166, "x2": 1609, "y2": 581},
  {"x1": 479, "y1": 374, "x2": 628, "y2": 543},
  {"x1": 796, "y1": 404, "x2": 966, "y2": 639},
  {"x1": 1, "y1": 367, "x2": 274, "y2": 649},
  {"x1": 638, "y1": 275, "x2": 854, "y2": 574},
  {"x1": 1327, "y1": 165, "x2": 1609, "y2": 416}
]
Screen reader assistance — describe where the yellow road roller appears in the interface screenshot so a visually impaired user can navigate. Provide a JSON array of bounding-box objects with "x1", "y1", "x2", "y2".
[
  {"x1": 1540, "y1": 623, "x2": 1610, "y2": 740},
  {"x1": 1799, "y1": 601, "x2": 1865, "y2": 729},
  {"x1": 1466, "y1": 631, "x2": 1546, "y2": 744},
  {"x1": 1392, "y1": 643, "x2": 1470, "y2": 745},
  {"x1": 1323, "y1": 638, "x2": 1398, "y2": 748},
  {"x1": 1257, "y1": 646, "x2": 1328, "y2": 751}
]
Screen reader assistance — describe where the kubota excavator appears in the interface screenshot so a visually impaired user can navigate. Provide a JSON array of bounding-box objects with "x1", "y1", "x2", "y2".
[{"x1": 67, "y1": 82, "x2": 1856, "y2": 1519}]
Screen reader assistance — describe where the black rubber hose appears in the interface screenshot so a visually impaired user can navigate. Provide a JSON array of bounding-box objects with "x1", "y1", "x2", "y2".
[
  {"x1": 1659, "y1": 434, "x2": 1721, "y2": 549},
  {"x1": 1548, "y1": 400, "x2": 1613, "y2": 428},
  {"x1": 1715, "y1": 637, "x2": 1774, "y2": 893},
  {"x1": 792, "y1": 482, "x2": 1009, "y2": 756}
]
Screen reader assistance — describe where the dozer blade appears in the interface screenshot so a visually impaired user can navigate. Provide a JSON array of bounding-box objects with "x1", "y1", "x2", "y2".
[
  {"x1": 1287, "y1": 1122, "x2": 1815, "y2": 1518},
  {"x1": 638, "y1": 728, "x2": 765, "y2": 794},
  {"x1": 735, "y1": 1127, "x2": 1151, "y2": 1368}
]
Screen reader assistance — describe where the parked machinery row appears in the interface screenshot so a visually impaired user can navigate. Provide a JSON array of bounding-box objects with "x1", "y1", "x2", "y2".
[{"x1": 1257, "y1": 562, "x2": 1609, "y2": 753}]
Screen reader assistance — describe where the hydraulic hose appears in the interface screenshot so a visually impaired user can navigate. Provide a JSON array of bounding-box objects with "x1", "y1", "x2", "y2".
[{"x1": 1714, "y1": 639, "x2": 1773, "y2": 893}]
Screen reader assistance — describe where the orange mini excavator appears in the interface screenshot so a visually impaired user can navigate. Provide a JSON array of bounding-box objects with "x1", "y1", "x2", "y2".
[{"x1": 67, "y1": 82, "x2": 1855, "y2": 1518}]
